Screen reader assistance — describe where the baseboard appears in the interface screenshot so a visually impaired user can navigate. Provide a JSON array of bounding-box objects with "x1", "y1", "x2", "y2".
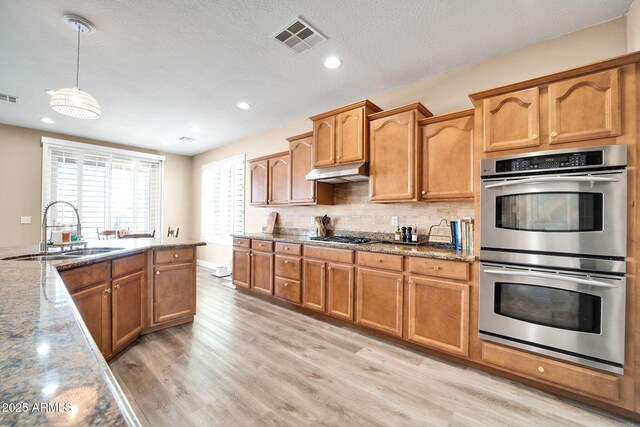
[{"x1": 196, "y1": 259, "x2": 220, "y2": 270}]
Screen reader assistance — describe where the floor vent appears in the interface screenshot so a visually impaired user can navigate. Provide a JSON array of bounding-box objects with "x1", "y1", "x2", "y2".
[
  {"x1": 177, "y1": 136, "x2": 195, "y2": 142},
  {"x1": 273, "y1": 17, "x2": 325, "y2": 54},
  {"x1": 0, "y1": 93, "x2": 18, "y2": 103}
]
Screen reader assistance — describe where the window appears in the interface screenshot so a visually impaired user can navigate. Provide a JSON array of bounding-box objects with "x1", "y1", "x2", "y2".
[
  {"x1": 41, "y1": 137, "x2": 163, "y2": 236},
  {"x1": 201, "y1": 155, "x2": 245, "y2": 244}
]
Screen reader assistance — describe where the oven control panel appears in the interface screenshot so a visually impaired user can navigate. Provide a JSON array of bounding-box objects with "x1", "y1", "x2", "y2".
[{"x1": 496, "y1": 151, "x2": 601, "y2": 173}]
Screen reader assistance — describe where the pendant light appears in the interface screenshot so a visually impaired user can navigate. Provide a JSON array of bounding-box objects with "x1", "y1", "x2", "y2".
[{"x1": 50, "y1": 15, "x2": 101, "y2": 120}]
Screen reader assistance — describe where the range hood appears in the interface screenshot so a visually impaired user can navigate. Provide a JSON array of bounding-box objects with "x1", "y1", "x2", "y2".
[{"x1": 305, "y1": 162, "x2": 369, "y2": 184}]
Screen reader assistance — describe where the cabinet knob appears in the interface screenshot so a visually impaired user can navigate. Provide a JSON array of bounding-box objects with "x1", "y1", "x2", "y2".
[
  {"x1": 284, "y1": 260, "x2": 289, "y2": 264},
  {"x1": 537, "y1": 365, "x2": 545, "y2": 373},
  {"x1": 156, "y1": 271, "x2": 160, "y2": 275},
  {"x1": 285, "y1": 247, "x2": 290, "y2": 250},
  {"x1": 115, "y1": 284, "x2": 120, "y2": 290},
  {"x1": 433, "y1": 265, "x2": 440, "y2": 270},
  {"x1": 377, "y1": 259, "x2": 383, "y2": 263},
  {"x1": 531, "y1": 134, "x2": 538, "y2": 140},
  {"x1": 284, "y1": 282, "x2": 289, "y2": 287},
  {"x1": 174, "y1": 253, "x2": 179, "y2": 259},
  {"x1": 421, "y1": 190, "x2": 426, "y2": 195},
  {"x1": 328, "y1": 266, "x2": 332, "y2": 271},
  {"x1": 104, "y1": 288, "x2": 111, "y2": 294},
  {"x1": 550, "y1": 131, "x2": 558, "y2": 137},
  {"x1": 337, "y1": 155, "x2": 341, "y2": 159},
  {"x1": 369, "y1": 194, "x2": 373, "y2": 197}
]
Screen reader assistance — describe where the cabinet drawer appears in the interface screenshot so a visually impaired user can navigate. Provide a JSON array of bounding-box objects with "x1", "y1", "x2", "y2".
[
  {"x1": 274, "y1": 277, "x2": 301, "y2": 304},
  {"x1": 112, "y1": 253, "x2": 145, "y2": 278},
  {"x1": 233, "y1": 238, "x2": 250, "y2": 248},
  {"x1": 275, "y1": 255, "x2": 301, "y2": 280},
  {"x1": 304, "y1": 246, "x2": 354, "y2": 264},
  {"x1": 358, "y1": 252, "x2": 403, "y2": 271},
  {"x1": 251, "y1": 240, "x2": 274, "y2": 252},
  {"x1": 275, "y1": 242, "x2": 302, "y2": 256},
  {"x1": 59, "y1": 261, "x2": 109, "y2": 292},
  {"x1": 409, "y1": 257, "x2": 469, "y2": 281},
  {"x1": 154, "y1": 248, "x2": 195, "y2": 264},
  {"x1": 482, "y1": 343, "x2": 619, "y2": 401}
]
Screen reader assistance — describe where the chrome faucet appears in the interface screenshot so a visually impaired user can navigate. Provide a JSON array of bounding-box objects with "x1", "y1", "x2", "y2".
[{"x1": 40, "y1": 201, "x2": 82, "y2": 252}]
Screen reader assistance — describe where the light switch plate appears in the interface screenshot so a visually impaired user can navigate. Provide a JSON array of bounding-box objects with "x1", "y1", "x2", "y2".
[{"x1": 21, "y1": 216, "x2": 31, "y2": 224}]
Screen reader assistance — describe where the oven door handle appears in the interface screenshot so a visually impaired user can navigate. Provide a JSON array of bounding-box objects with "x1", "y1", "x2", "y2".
[
  {"x1": 484, "y1": 176, "x2": 620, "y2": 188},
  {"x1": 482, "y1": 269, "x2": 618, "y2": 288}
]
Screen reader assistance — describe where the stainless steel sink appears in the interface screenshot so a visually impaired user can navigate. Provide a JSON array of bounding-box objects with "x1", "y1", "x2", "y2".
[
  {"x1": 63, "y1": 247, "x2": 125, "y2": 256},
  {"x1": 11, "y1": 255, "x2": 80, "y2": 261}
]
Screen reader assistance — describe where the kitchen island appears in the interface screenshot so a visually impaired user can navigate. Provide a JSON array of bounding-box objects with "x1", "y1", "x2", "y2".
[{"x1": 0, "y1": 238, "x2": 204, "y2": 426}]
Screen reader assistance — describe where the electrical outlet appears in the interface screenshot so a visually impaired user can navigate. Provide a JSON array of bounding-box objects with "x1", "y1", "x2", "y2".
[
  {"x1": 20, "y1": 216, "x2": 31, "y2": 224},
  {"x1": 310, "y1": 216, "x2": 315, "y2": 225},
  {"x1": 391, "y1": 216, "x2": 398, "y2": 226}
]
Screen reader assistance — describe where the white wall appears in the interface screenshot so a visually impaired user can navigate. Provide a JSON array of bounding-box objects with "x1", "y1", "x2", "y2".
[{"x1": 629, "y1": 0, "x2": 640, "y2": 52}]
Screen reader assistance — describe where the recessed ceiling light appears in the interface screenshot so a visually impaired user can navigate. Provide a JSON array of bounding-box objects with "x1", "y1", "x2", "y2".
[
  {"x1": 45, "y1": 89, "x2": 57, "y2": 96},
  {"x1": 324, "y1": 56, "x2": 342, "y2": 69},
  {"x1": 190, "y1": 125, "x2": 201, "y2": 133},
  {"x1": 236, "y1": 102, "x2": 251, "y2": 110},
  {"x1": 41, "y1": 117, "x2": 55, "y2": 124}
]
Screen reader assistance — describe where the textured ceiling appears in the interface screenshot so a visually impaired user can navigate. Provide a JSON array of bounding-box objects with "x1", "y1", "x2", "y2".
[{"x1": 0, "y1": 0, "x2": 633, "y2": 155}]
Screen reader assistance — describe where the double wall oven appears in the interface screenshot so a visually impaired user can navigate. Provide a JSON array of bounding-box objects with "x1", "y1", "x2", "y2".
[{"x1": 479, "y1": 144, "x2": 627, "y2": 374}]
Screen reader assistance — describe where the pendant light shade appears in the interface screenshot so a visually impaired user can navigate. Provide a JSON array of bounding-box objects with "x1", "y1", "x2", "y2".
[
  {"x1": 50, "y1": 87, "x2": 101, "y2": 119},
  {"x1": 51, "y1": 15, "x2": 101, "y2": 120}
]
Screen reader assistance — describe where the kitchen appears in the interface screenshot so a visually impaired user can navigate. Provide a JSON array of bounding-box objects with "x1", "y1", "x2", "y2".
[{"x1": 1, "y1": 1, "x2": 640, "y2": 425}]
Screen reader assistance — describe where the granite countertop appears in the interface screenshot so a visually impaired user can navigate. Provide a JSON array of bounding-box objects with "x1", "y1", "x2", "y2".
[
  {"x1": 232, "y1": 233, "x2": 475, "y2": 262},
  {"x1": 0, "y1": 238, "x2": 204, "y2": 426}
]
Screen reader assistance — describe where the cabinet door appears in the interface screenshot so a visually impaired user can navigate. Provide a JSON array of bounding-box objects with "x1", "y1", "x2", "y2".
[
  {"x1": 548, "y1": 69, "x2": 620, "y2": 145},
  {"x1": 327, "y1": 263, "x2": 354, "y2": 321},
  {"x1": 250, "y1": 251, "x2": 273, "y2": 295},
  {"x1": 250, "y1": 160, "x2": 268, "y2": 206},
  {"x1": 70, "y1": 281, "x2": 111, "y2": 358},
  {"x1": 289, "y1": 136, "x2": 316, "y2": 204},
  {"x1": 369, "y1": 111, "x2": 418, "y2": 202},
  {"x1": 336, "y1": 107, "x2": 365, "y2": 164},
  {"x1": 112, "y1": 271, "x2": 144, "y2": 353},
  {"x1": 313, "y1": 116, "x2": 335, "y2": 167},
  {"x1": 268, "y1": 155, "x2": 289, "y2": 205},
  {"x1": 422, "y1": 114, "x2": 474, "y2": 201},
  {"x1": 232, "y1": 248, "x2": 251, "y2": 289},
  {"x1": 483, "y1": 87, "x2": 540, "y2": 152},
  {"x1": 407, "y1": 276, "x2": 469, "y2": 356},
  {"x1": 356, "y1": 268, "x2": 403, "y2": 337},
  {"x1": 153, "y1": 263, "x2": 195, "y2": 324},
  {"x1": 302, "y1": 259, "x2": 326, "y2": 312}
]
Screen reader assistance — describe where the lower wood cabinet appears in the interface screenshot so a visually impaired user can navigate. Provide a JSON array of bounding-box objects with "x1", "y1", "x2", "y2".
[
  {"x1": 69, "y1": 281, "x2": 111, "y2": 357},
  {"x1": 407, "y1": 276, "x2": 469, "y2": 356},
  {"x1": 302, "y1": 259, "x2": 326, "y2": 311},
  {"x1": 153, "y1": 262, "x2": 195, "y2": 324},
  {"x1": 112, "y1": 271, "x2": 144, "y2": 353},
  {"x1": 274, "y1": 277, "x2": 301, "y2": 304},
  {"x1": 250, "y1": 251, "x2": 274, "y2": 295},
  {"x1": 356, "y1": 267, "x2": 403, "y2": 337},
  {"x1": 327, "y1": 263, "x2": 355, "y2": 321},
  {"x1": 232, "y1": 247, "x2": 251, "y2": 289}
]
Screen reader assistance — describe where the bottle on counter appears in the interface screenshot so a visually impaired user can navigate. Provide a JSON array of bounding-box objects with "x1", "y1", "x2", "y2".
[
  {"x1": 401, "y1": 226, "x2": 407, "y2": 242},
  {"x1": 407, "y1": 227, "x2": 412, "y2": 243},
  {"x1": 412, "y1": 225, "x2": 418, "y2": 242},
  {"x1": 394, "y1": 226, "x2": 401, "y2": 241}
]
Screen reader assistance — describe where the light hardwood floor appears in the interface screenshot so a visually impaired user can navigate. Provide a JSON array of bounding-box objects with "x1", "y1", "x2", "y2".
[{"x1": 109, "y1": 268, "x2": 635, "y2": 426}]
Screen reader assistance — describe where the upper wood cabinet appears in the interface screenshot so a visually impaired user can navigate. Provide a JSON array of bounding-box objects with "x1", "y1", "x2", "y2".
[
  {"x1": 472, "y1": 67, "x2": 624, "y2": 153},
  {"x1": 249, "y1": 159, "x2": 268, "y2": 206},
  {"x1": 310, "y1": 100, "x2": 382, "y2": 167},
  {"x1": 419, "y1": 110, "x2": 474, "y2": 201},
  {"x1": 369, "y1": 103, "x2": 432, "y2": 202},
  {"x1": 268, "y1": 154, "x2": 289, "y2": 205},
  {"x1": 548, "y1": 69, "x2": 620, "y2": 145},
  {"x1": 248, "y1": 152, "x2": 288, "y2": 207},
  {"x1": 287, "y1": 132, "x2": 334, "y2": 206},
  {"x1": 482, "y1": 87, "x2": 540, "y2": 153}
]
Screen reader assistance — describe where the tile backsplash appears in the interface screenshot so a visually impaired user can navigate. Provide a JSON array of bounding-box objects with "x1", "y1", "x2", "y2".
[{"x1": 264, "y1": 182, "x2": 474, "y2": 235}]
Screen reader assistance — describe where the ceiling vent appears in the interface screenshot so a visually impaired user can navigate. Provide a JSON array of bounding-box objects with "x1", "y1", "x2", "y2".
[
  {"x1": 0, "y1": 93, "x2": 18, "y2": 103},
  {"x1": 177, "y1": 136, "x2": 195, "y2": 142},
  {"x1": 273, "y1": 17, "x2": 326, "y2": 54}
]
